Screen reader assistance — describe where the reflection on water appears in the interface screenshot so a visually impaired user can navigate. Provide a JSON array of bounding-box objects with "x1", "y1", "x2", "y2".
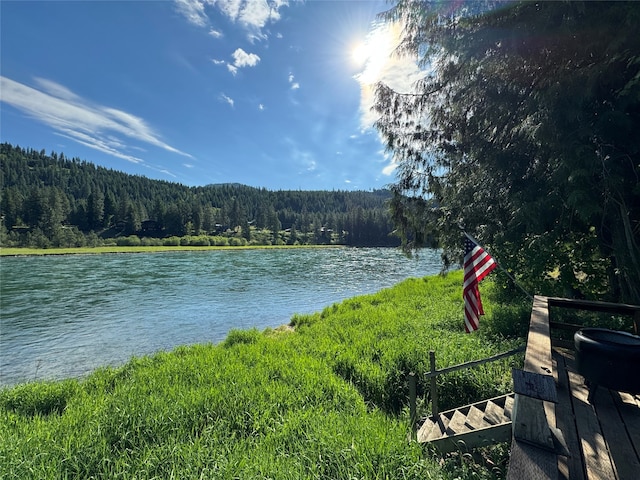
[{"x1": 0, "y1": 247, "x2": 441, "y2": 386}]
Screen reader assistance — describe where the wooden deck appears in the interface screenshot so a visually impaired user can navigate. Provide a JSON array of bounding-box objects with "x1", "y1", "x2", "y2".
[
  {"x1": 414, "y1": 295, "x2": 640, "y2": 478},
  {"x1": 506, "y1": 296, "x2": 640, "y2": 479},
  {"x1": 553, "y1": 347, "x2": 640, "y2": 480}
]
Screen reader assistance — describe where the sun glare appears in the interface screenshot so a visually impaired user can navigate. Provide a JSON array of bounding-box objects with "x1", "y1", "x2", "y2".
[
  {"x1": 352, "y1": 42, "x2": 369, "y2": 66},
  {"x1": 351, "y1": 23, "x2": 396, "y2": 84}
]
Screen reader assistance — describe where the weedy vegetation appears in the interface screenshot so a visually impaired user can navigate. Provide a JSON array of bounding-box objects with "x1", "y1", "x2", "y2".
[{"x1": 0, "y1": 270, "x2": 529, "y2": 479}]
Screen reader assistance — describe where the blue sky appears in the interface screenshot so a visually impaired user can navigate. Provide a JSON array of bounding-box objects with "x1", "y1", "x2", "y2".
[{"x1": 1, "y1": 0, "x2": 422, "y2": 190}]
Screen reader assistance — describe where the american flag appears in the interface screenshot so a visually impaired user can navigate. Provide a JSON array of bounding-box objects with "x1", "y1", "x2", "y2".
[{"x1": 463, "y1": 236, "x2": 497, "y2": 333}]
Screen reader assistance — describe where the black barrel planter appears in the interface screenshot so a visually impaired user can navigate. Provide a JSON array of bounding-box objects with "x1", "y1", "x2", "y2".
[{"x1": 574, "y1": 327, "x2": 640, "y2": 403}]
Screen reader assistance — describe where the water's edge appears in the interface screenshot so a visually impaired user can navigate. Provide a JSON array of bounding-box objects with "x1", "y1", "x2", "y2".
[{"x1": 1, "y1": 248, "x2": 442, "y2": 386}]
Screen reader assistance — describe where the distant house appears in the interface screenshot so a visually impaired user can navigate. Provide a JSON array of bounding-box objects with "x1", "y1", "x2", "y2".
[{"x1": 140, "y1": 220, "x2": 162, "y2": 236}]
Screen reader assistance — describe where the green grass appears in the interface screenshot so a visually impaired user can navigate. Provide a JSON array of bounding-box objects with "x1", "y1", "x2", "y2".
[{"x1": 0, "y1": 271, "x2": 526, "y2": 479}]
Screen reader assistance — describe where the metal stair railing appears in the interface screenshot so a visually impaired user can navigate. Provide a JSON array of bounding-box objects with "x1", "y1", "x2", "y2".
[{"x1": 409, "y1": 344, "x2": 525, "y2": 438}]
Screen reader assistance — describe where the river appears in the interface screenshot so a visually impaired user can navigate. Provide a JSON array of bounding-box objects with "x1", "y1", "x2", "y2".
[{"x1": 0, "y1": 247, "x2": 442, "y2": 386}]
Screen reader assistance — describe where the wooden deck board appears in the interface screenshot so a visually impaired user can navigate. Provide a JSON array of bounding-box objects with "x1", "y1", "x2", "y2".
[
  {"x1": 554, "y1": 347, "x2": 640, "y2": 480},
  {"x1": 507, "y1": 440, "x2": 558, "y2": 480},
  {"x1": 566, "y1": 357, "x2": 617, "y2": 479},
  {"x1": 553, "y1": 349, "x2": 585, "y2": 480},
  {"x1": 594, "y1": 388, "x2": 640, "y2": 480},
  {"x1": 613, "y1": 391, "x2": 640, "y2": 455}
]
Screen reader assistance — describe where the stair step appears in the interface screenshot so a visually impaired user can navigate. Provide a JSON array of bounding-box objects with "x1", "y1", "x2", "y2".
[
  {"x1": 483, "y1": 400, "x2": 508, "y2": 425},
  {"x1": 446, "y1": 409, "x2": 471, "y2": 436},
  {"x1": 504, "y1": 394, "x2": 514, "y2": 419},
  {"x1": 417, "y1": 413, "x2": 448, "y2": 442},
  {"x1": 417, "y1": 393, "x2": 515, "y2": 450},
  {"x1": 425, "y1": 413, "x2": 450, "y2": 441},
  {"x1": 465, "y1": 405, "x2": 492, "y2": 430},
  {"x1": 416, "y1": 417, "x2": 435, "y2": 442}
]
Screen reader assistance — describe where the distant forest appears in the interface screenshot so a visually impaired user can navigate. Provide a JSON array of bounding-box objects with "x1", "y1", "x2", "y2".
[{"x1": 0, "y1": 143, "x2": 401, "y2": 248}]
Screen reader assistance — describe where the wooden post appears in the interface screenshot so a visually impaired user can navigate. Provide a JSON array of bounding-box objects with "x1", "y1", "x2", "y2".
[
  {"x1": 408, "y1": 372, "x2": 417, "y2": 438},
  {"x1": 430, "y1": 350, "x2": 438, "y2": 419}
]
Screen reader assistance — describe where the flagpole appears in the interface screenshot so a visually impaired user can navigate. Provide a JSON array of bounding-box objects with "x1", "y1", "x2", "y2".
[{"x1": 463, "y1": 232, "x2": 534, "y2": 300}]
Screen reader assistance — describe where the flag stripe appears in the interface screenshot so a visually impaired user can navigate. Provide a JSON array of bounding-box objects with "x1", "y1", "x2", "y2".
[
  {"x1": 463, "y1": 247, "x2": 496, "y2": 288},
  {"x1": 462, "y1": 236, "x2": 496, "y2": 333}
]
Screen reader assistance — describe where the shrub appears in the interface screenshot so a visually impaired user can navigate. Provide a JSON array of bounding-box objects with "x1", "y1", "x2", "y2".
[
  {"x1": 140, "y1": 237, "x2": 163, "y2": 246},
  {"x1": 209, "y1": 236, "x2": 229, "y2": 246},
  {"x1": 116, "y1": 235, "x2": 141, "y2": 246},
  {"x1": 189, "y1": 235, "x2": 210, "y2": 246},
  {"x1": 228, "y1": 237, "x2": 247, "y2": 247},
  {"x1": 163, "y1": 236, "x2": 181, "y2": 246}
]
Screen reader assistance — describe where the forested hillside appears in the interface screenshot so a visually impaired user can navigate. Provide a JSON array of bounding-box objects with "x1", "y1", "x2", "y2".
[{"x1": 0, "y1": 143, "x2": 399, "y2": 248}]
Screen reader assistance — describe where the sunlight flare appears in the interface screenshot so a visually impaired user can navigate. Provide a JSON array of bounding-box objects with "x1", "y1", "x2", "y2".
[{"x1": 352, "y1": 22, "x2": 396, "y2": 84}]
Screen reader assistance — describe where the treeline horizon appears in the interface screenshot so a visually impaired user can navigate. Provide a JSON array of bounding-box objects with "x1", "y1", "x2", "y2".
[{"x1": 0, "y1": 143, "x2": 403, "y2": 248}]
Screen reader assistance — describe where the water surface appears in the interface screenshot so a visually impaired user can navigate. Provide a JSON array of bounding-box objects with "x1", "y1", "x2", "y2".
[{"x1": 1, "y1": 247, "x2": 441, "y2": 386}]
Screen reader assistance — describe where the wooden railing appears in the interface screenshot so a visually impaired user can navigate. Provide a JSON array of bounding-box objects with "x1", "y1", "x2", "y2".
[{"x1": 547, "y1": 296, "x2": 640, "y2": 346}]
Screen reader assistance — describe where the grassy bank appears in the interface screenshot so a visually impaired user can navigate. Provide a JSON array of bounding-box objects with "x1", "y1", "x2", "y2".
[{"x1": 0, "y1": 271, "x2": 529, "y2": 479}]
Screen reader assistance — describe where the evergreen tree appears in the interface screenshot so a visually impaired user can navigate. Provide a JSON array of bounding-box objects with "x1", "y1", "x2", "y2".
[{"x1": 375, "y1": 0, "x2": 640, "y2": 302}]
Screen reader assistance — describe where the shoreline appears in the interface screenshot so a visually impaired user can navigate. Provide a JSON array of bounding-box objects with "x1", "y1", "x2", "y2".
[{"x1": 0, "y1": 244, "x2": 347, "y2": 257}]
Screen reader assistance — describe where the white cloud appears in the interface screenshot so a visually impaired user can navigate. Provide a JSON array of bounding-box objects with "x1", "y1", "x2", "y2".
[
  {"x1": 306, "y1": 159, "x2": 317, "y2": 172},
  {"x1": 380, "y1": 150, "x2": 397, "y2": 176},
  {"x1": 238, "y1": 0, "x2": 278, "y2": 29},
  {"x1": 175, "y1": 0, "x2": 289, "y2": 41},
  {"x1": 382, "y1": 161, "x2": 397, "y2": 176},
  {"x1": 54, "y1": 130, "x2": 144, "y2": 164},
  {"x1": 219, "y1": 0, "x2": 288, "y2": 31},
  {"x1": 231, "y1": 48, "x2": 260, "y2": 68},
  {"x1": 258, "y1": 103, "x2": 265, "y2": 111},
  {"x1": 246, "y1": 32, "x2": 268, "y2": 44},
  {"x1": 223, "y1": 48, "x2": 260, "y2": 76},
  {"x1": 220, "y1": 93, "x2": 234, "y2": 107},
  {"x1": 208, "y1": 28, "x2": 223, "y2": 38},
  {"x1": 217, "y1": 0, "x2": 242, "y2": 20},
  {"x1": 283, "y1": 136, "x2": 317, "y2": 174},
  {"x1": 159, "y1": 169, "x2": 178, "y2": 178},
  {"x1": 211, "y1": 58, "x2": 226, "y2": 65},
  {"x1": 33, "y1": 77, "x2": 81, "y2": 102},
  {"x1": 174, "y1": 0, "x2": 208, "y2": 27},
  {"x1": 288, "y1": 73, "x2": 300, "y2": 90},
  {"x1": 0, "y1": 76, "x2": 191, "y2": 164}
]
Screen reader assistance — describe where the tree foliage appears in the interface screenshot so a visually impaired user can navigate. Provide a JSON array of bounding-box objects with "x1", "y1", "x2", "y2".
[
  {"x1": 375, "y1": 0, "x2": 640, "y2": 302},
  {"x1": 0, "y1": 144, "x2": 399, "y2": 248}
]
